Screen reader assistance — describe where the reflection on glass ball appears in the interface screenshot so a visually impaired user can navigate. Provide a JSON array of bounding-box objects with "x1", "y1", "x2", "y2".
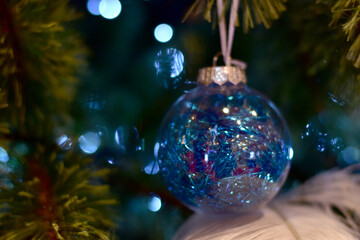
[{"x1": 156, "y1": 84, "x2": 292, "y2": 214}]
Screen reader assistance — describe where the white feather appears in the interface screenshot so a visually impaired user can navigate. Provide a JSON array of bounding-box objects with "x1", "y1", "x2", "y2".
[{"x1": 173, "y1": 164, "x2": 360, "y2": 240}]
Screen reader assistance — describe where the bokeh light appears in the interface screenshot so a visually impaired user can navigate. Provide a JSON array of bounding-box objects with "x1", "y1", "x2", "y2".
[
  {"x1": 153, "y1": 142, "x2": 160, "y2": 159},
  {"x1": 79, "y1": 132, "x2": 101, "y2": 154},
  {"x1": 144, "y1": 161, "x2": 159, "y2": 175},
  {"x1": 317, "y1": 132, "x2": 327, "y2": 152},
  {"x1": 301, "y1": 123, "x2": 328, "y2": 152},
  {"x1": 87, "y1": 0, "x2": 101, "y2": 15},
  {"x1": 115, "y1": 127, "x2": 126, "y2": 151},
  {"x1": 328, "y1": 92, "x2": 345, "y2": 106},
  {"x1": 154, "y1": 24, "x2": 173, "y2": 43},
  {"x1": 154, "y1": 48, "x2": 185, "y2": 88},
  {"x1": 148, "y1": 196, "x2": 162, "y2": 212},
  {"x1": 330, "y1": 137, "x2": 344, "y2": 151},
  {"x1": 288, "y1": 147, "x2": 294, "y2": 160},
  {"x1": 115, "y1": 126, "x2": 142, "y2": 152},
  {"x1": 14, "y1": 143, "x2": 28, "y2": 156},
  {"x1": 155, "y1": 48, "x2": 184, "y2": 78},
  {"x1": 86, "y1": 92, "x2": 105, "y2": 111},
  {"x1": 0, "y1": 147, "x2": 9, "y2": 163},
  {"x1": 99, "y1": 0, "x2": 122, "y2": 19},
  {"x1": 56, "y1": 135, "x2": 72, "y2": 150},
  {"x1": 341, "y1": 146, "x2": 360, "y2": 165}
]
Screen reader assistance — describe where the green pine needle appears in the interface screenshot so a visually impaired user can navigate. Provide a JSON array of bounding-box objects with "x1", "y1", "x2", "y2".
[
  {"x1": 0, "y1": 147, "x2": 117, "y2": 240},
  {"x1": 0, "y1": 0, "x2": 87, "y2": 136},
  {"x1": 184, "y1": 0, "x2": 287, "y2": 32},
  {"x1": 286, "y1": 0, "x2": 360, "y2": 103},
  {"x1": 328, "y1": 0, "x2": 360, "y2": 68}
]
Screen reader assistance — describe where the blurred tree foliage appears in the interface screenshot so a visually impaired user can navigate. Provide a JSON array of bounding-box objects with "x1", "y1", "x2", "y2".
[{"x1": 0, "y1": 0, "x2": 115, "y2": 239}]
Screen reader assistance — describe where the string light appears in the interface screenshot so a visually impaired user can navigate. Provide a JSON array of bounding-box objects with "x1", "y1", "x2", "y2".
[
  {"x1": 154, "y1": 24, "x2": 173, "y2": 43},
  {"x1": 99, "y1": 0, "x2": 122, "y2": 19}
]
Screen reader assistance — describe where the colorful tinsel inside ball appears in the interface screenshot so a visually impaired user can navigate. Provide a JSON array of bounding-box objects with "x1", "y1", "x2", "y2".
[{"x1": 156, "y1": 83, "x2": 292, "y2": 214}]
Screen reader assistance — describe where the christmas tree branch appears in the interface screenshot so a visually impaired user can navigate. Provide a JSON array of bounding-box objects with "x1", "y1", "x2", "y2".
[
  {"x1": 328, "y1": 0, "x2": 360, "y2": 68},
  {"x1": 0, "y1": 146, "x2": 117, "y2": 240},
  {"x1": 0, "y1": 0, "x2": 87, "y2": 135},
  {"x1": 184, "y1": 0, "x2": 287, "y2": 32},
  {"x1": 282, "y1": 0, "x2": 360, "y2": 103},
  {"x1": 0, "y1": 0, "x2": 117, "y2": 239}
]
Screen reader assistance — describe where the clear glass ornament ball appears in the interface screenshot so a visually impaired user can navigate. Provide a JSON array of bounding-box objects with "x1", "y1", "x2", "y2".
[{"x1": 156, "y1": 83, "x2": 292, "y2": 215}]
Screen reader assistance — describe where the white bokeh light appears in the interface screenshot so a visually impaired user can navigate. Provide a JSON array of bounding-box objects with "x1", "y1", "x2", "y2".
[
  {"x1": 87, "y1": 0, "x2": 101, "y2": 15},
  {"x1": 79, "y1": 132, "x2": 101, "y2": 154},
  {"x1": 289, "y1": 147, "x2": 294, "y2": 160},
  {"x1": 99, "y1": 0, "x2": 122, "y2": 19},
  {"x1": 148, "y1": 196, "x2": 162, "y2": 212},
  {"x1": 154, "y1": 24, "x2": 173, "y2": 43}
]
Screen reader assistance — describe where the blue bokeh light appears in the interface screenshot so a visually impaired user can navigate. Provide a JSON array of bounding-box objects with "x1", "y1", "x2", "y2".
[
  {"x1": 57, "y1": 135, "x2": 69, "y2": 145},
  {"x1": 87, "y1": 0, "x2": 101, "y2": 15},
  {"x1": 99, "y1": 0, "x2": 122, "y2": 19},
  {"x1": 153, "y1": 142, "x2": 160, "y2": 159},
  {"x1": 79, "y1": 132, "x2": 101, "y2": 154},
  {"x1": 0, "y1": 147, "x2": 9, "y2": 163},
  {"x1": 56, "y1": 135, "x2": 72, "y2": 150},
  {"x1": 86, "y1": 92, "x2": 105, "y2": 111},
  {"x1": 342, "y1": 146, "x2": 359, "y2": 164},
  {"x1": 148, "y1": 196, "x2": 162, "y2": 212},
  {"x1": 144, "y1": 161, "x2": 159, "y2": 175},
  {"x1": 154, "y1": 24, "x2": 173, "y2": 43},
  {"x1": 330, "y1": 137, "x2": 344, "y2": 151},
  {"x1": 154, "y1": 48, "x2": 184, "y2": 79}
]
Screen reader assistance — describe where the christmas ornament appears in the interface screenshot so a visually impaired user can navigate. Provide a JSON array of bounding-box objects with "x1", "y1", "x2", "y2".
[
  {"x1": 156, "y1": 65, "x2": 292, "y2": 214},
  {"x1": 156, "y1": 0, "x2": 292, "y2": 214}
]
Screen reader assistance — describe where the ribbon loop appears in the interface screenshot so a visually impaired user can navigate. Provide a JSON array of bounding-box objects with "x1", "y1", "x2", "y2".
[{"x1": 216, "y1": 0, "x2": 246, "y2": 69}]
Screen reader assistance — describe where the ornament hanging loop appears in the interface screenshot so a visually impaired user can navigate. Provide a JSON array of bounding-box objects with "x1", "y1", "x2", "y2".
[
  {"x1": 212, "y1": 51, "x2": 247, "y2": 70},
  {"x1": 216, "y1": 0, "x2": 247, "y2": 70},
  {"x1": 212, "y1": 51, "x2": 230, "y2": 66}
]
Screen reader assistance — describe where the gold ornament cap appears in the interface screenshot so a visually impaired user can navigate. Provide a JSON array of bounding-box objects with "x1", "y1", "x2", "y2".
[{"x1": 197, "y1": 66, "x2": 247, "y2": 86}]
